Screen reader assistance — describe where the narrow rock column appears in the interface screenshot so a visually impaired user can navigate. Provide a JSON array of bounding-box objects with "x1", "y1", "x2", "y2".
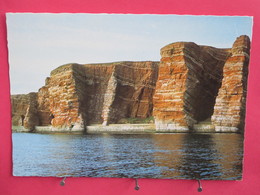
[
  {"x1": 23, "y1": 93, "x2": 39, "y2": 130},
  {"x1": 102, "y1": 68, "x2": 117, "y2": 126},
  {"x1": 211, "y1": 35, "x2": 251, "y2": 132}
]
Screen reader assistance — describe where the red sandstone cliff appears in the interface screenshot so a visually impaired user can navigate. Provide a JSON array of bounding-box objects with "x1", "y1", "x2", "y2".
[
  {"x1": 211, "y1": 35, "x2": 250, "y2": 132},
  {"x1": 11, "y1": 93, "x2": 39, "y2": 130},
  {"x1": 153, "y1": 35, "x2": 250, "y2": 132},
  {"x1": 11, "y1": 61, "x2": 159, "y2": 131},
  {"x1": 153, "y1": 42, "x2": 230, "y2": 131},
  {"x1": 11, "y1": 35, "x2": 250, "y2": 133},
  {"x1": 102, "y1": 61, "x2": 158, "y2": 125}
]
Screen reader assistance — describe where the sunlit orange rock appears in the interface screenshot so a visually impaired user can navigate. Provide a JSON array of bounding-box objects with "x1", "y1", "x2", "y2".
[
  {"x1": 12, "y1": 61, "x2": 159, "y2": 131},
  {"x1": 153, "y1": 42, "x2": 230, "y2": 131},
  {"x1": 211, "y1": 35, "x2": 250, "y2": 132},
  {"x1": 11, "y1": 35, "x2": 250, "y2": 133}
]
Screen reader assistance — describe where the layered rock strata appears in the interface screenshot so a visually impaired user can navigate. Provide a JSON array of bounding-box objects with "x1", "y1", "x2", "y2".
[
  {"x1": 11, "y1": 61, "x2": 159, "y2": 131},
  {"x1": 11, "y1": 93, "x2": 39, "y2": 131},
  {"x1": 42, "y1": 64, "x2": 85, "y2": 130},
  {"x1": 211, "y1": 35, "x2": 251, "y2": 132},
  {"x1": 153, "y1": 35, "x2": 250, "y2": 132},
  {"x1": 37, "y1": 80, "x2": 51, "y2": 126},
  {"x1": 102, "y1": 61, "x2": 158, "y2": 125},
  {"x1": 153, "y1": 42, "x2": 230, "y2": 131},
  {"x1": 11, "y1": 35, "x2": 250, "y2": 133}
]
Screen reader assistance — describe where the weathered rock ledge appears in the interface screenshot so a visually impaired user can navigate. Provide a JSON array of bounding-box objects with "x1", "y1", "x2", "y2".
[{"x1": 11, "y1": 35, "x2": 250, "y2": 133}]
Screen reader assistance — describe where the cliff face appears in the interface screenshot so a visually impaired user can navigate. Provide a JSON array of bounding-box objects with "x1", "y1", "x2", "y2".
[
  {"x1": 153, "y1": 35, "x2": 250, "y2": 132},
  {"x1": 11, "y1": 61, "x2": 159, "y2": 131},
  {"x1": 11, "y1": 35, "x2": 250, "y2": 133},
  {"x1": 41, "y1": 64, "x2": 84, "y2": 130},
  {"x1": 102, "y1": 61, "x2": 158, "y2": 125},
  {"x1": 37, "y1": 78, "x2": 51, "y2": 126},
  {"x1": 11, "y1": 93, "x2": 39, "y2": 130},
  {"x1": 153, "y1": 42, "x2": 230, "y2": 131},
  {"x1": 211, "y1": 35, "x2": 251, "y2": 132},
  {"x1": 78, "y1": 63, "x2": 115, "y2": 125}
]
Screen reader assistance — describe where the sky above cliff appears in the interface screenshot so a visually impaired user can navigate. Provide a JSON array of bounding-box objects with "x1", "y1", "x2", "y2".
[{"x1": 7, "y1": 13, "x2": 253, "y2": 94}]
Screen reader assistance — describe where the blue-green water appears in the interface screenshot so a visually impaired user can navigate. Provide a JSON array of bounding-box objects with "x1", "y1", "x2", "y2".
[{"x1": 12, "y1": 133, "x2": 243, "y2": 180}]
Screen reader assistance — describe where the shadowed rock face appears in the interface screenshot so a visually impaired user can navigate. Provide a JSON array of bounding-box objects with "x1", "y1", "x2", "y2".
[
  {"x1": 211, "y1": 35, "x2": 251, "y2": 132},
  {"x1": 71, "y1": 61, "x2": 159, "y2": 127},
  {"x1": 11, "y1": 35, "x2": 250, "y2": 132},
  {"x1": 36, "y1": 63, "x2": 115, "y2": 130},
  {"x1": 103, "y1": 62, "x2": 158, "y2": 125},
  {"x1": 11, "y1": 93, "x2": 39, "y2": 130}
]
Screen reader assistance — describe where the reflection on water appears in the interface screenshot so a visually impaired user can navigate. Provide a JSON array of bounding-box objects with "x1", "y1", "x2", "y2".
[
  {"x1": 176, "y1": 134, "x2": 221, "y2": 180},
  {"x1": 212, "y1": 134, "x2": 243, "y2": 180},
  {"x1": 12, "y1": 133, "x2": 243, "y2": 180}
]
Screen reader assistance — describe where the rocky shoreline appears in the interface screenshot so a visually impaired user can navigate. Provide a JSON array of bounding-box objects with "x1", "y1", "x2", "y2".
[{"x1": 12, "y1": 123, "x2": 241, "y2": 134}]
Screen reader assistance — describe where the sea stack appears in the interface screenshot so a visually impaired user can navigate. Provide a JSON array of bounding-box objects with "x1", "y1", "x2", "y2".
[{"x1": 211, "y1": 35, "x2": 251, "y2": 132}]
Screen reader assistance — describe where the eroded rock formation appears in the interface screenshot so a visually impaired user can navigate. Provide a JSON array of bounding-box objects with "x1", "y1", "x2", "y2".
[
  {"x1": 153, "y1": 35, "x2": 250, "y2": 132},
  {"x1": 11, "y1": 93, "x2": 39, "y2": 130},
  {"x1": 211, "y1": 35, "x2": 251, "y2": 132},
  {"x1": 102, "y1": 62, "x2": 158, "y2": 125},
  {"x1": 11, "y1": 35, "x2": 250, "y2": 133},
  {"x1": 11, "y1": 61, "x2": 159, "y2": 131},
  {"x1": 153, "y1": 42, "x2": 230, "y2": 131}
]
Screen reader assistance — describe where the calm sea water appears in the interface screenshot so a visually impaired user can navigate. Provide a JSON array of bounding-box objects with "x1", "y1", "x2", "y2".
[{"x1": 12, "y1": 133, "x2": 244, "y2": 180}]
